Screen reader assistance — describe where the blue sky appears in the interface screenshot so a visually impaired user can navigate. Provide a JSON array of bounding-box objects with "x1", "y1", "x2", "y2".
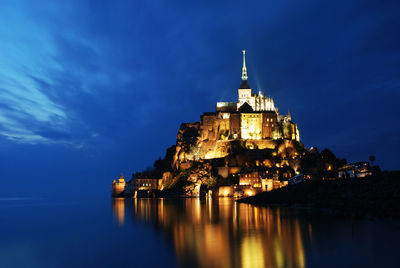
[{"x1": 0, "y1": 0, "x2": 399, "y2": 198}]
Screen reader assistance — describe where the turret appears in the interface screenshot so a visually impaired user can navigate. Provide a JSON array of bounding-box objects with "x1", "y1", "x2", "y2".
[
  {"x1": 238, "y1": 50, "x2": 252, "y2": 109},
  {"x1": 112, "y1": 174, "x2": 127, "y2": 197},
  {"x1": 118, "y1": 174, "x2": 125, "y2": 183}
]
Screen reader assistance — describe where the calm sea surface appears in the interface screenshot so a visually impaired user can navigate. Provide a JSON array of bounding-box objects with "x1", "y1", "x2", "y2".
[{"x1": 0, "y1": 197, "x2": 399, "y2": 268}]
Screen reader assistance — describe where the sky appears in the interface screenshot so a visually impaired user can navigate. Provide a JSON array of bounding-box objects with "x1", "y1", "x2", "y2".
[{"x1": 0, "y1": 0, "x2": 399, "y2": 198}]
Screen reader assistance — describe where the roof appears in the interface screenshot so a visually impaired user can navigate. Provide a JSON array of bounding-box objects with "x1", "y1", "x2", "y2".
[
  {"x1": 238, "y1": 102, "x2": 253, "y2": 112},
  {"x1": 201, "y1": 112, "x2": 217, "y2": 116},
  {"x1": 239, "y1": 79, "x2": 251, "y2": 89}
]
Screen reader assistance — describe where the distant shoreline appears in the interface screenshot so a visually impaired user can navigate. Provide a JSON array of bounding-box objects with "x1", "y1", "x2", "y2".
[{"x1": 237, "y1": 171, "x2": 400, "y2": 219}]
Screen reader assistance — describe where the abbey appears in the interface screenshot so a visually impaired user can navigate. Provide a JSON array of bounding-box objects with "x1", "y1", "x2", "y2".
[
  {"x1": 113, "y1": 50, "x2": 308, "y2": 197},
  {"x1": 173, "y1": 50, "x2": 301, "y2": 163},
  {"x1": 199, "y1": 50, "x2": 299, "y2": 143},
  {"x1": 111, "y1": 50, "x2": 359, "y2": 199}
]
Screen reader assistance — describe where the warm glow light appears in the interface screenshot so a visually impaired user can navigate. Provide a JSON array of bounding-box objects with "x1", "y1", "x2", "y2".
[
  {"x1": 241, "y1": 236, "x2": 265, "y2": 268},
  {"x1": 216, "y1": 102, "x2": 231, "y2": 108},
  {"x1": 112, "y1": 198, "x2": 125, "y2": 226},
  {"x1": 241, "y1": 113, "x2": 262, "y2": 140},
  {"x1": 219, "y1": 186, "x2": 233, "y2": 197},
  {"x1": 222, "y1": 113, "x2": 230, "y2": 119},
  {"x1": 130, "y1": 198, "x2": 307, "y2": 268},
  {"x1": 245, "y1": 189, "x2": 255, "y2": 196}
]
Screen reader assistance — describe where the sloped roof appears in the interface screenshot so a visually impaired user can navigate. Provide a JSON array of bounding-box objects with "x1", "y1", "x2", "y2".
[
  {"x1": 238, "y1": 102, "x2": 253, "y2": 112},
  {"x1": 239, "y1": 80, "x2": 251, "y2": 89}
]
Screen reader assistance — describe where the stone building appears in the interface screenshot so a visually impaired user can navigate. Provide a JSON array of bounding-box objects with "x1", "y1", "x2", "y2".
[
  {"x1": 112, "y1": 174, "x2": 127, "y2": 196},
  {"x1": 134, "y1": 178, "x2": 161, "y2": 190},
  {"x1": 239, "y1": 167, "x2": 293, "y2": 192}
]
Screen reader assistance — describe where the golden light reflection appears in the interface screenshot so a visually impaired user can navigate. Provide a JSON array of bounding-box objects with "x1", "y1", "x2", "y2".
[
  {"x1": 112, "y1": 198, "x2": 125, "y2": 226},
  {"x1": 125, "y1": 198, "x2": 308, "y2": 268},
  {"x1": 241, "y1": 236, "x2": 265, "y2": 268}
]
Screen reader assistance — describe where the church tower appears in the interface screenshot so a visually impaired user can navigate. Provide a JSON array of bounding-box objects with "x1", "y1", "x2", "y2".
[
  {"x1": 237, "y1": 50, "x2": 254, "y2": 110},
  {"x1": 236, "y1": 50, "x2": 277, "y2": 113}
]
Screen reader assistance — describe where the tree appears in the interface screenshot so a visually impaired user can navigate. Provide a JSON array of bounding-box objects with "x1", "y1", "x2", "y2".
[
  {"x1": 369, "y1": 155, "x2": 376, "y2": 166},
  {"x1": 321, "y1": 148, "x2": 336, "y2": 161}
]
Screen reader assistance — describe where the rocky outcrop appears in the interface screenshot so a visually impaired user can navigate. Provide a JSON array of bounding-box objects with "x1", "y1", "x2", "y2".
[
  {"x1": 131, "y1": 115, "x2": 346, "y2": 198},
  {"x1": 174, "y1": 122, "x2": 200, "y2": 168}
]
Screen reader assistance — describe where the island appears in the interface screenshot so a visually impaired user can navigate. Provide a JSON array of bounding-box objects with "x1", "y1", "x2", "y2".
[{"x1": 112, "y1": 51, "x2": 387, "y2": 218}]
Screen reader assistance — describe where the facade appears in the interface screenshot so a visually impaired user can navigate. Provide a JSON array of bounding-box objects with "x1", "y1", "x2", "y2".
[
  {"x1": 200, "y1": 50, "x2": 300, "y2": 143},
  {"x1": 239, "y1": 167, "x2": 293, "y2": 192},
  {"x1": 134, "y1": 178, "x2": 161, "y2": 190}
]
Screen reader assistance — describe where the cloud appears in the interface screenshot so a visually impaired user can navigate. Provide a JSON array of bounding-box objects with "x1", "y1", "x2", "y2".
[
  {"x1": 0, "y1": 0, "x2": 399, "y2": 170},
  {"x1": 0, "y1": 2, "x2": 117, "y2": 146},
  {"x1": 0, "y1": 4, "x2": 69, "y2": 144}
]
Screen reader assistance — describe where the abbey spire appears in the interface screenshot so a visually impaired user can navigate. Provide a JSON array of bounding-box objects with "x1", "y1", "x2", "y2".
[
  {"x1": 241, "y1": 50, "x2": 248, "y2": 81},
  {"x1": 239, "y1": 50, "x2": 250, "y2": 89}
]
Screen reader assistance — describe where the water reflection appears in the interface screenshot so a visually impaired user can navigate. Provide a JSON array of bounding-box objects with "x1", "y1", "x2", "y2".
[
  {"x1": 119, "y1": 198, "x2": 309, "y2": 268},
  {"x1": 112, "y1": 198, "x2": 125, "y2": 226}
]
